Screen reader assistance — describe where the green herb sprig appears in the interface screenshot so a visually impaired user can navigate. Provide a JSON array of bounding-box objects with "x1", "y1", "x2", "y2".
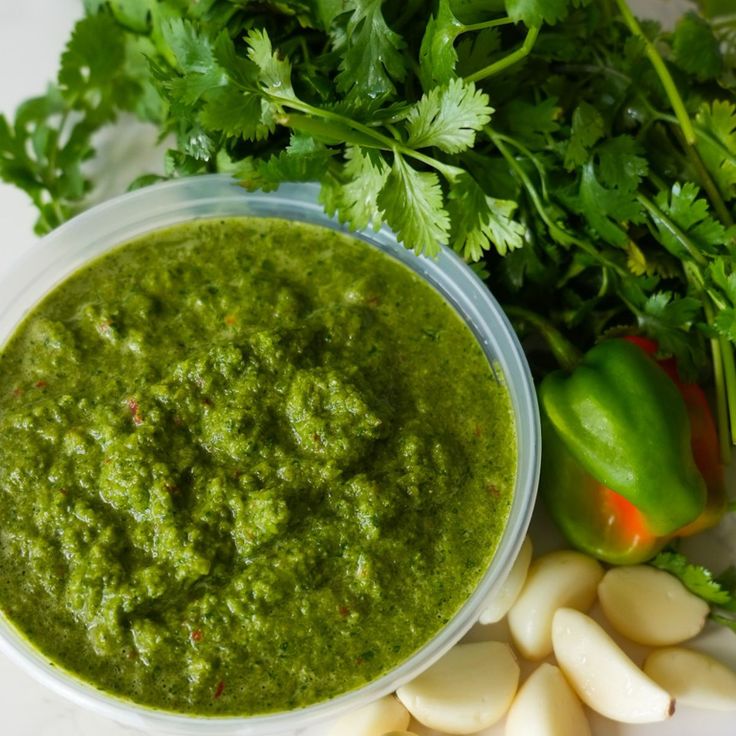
[{"x1": 652, "y1": 550, "x2": 736, "y2": 631}]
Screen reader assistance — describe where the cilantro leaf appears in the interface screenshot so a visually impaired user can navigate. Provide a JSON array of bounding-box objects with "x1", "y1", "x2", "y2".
[
  {"x1": 596, "y1": 136, "x2": 648, "y2": 192},
  {"x1": 709, "y1": 260, "x2": 736, "y2": 341},
  {"x1": 377, "y1": 154, "x2": 450, "y2": 256},
  {"x1": 100, "y1": 0, "x2": 157, "y2": 33},
  {"x1": 248, "y1": 135, "x2": 334, "y2": 190},
  {"x1": 714, "y1": 309, "x2": 736, "y2": 341},
  {"x1": 569, "y1": 162, "x2": 644, "y2": 247},
  {"x1": 406, "y1": 79, "x2": 492, "y2": 154},
  {"x1": 618, "y1": 282, "x2": 706, "y2": 379},
  {"x1": 709, "y1": 260, "x2": 736, "y2": 305},
  {"x1": 651, "y1": 552, "x2": 733, "y2": 607},
  {"x1": 334, "y1": 0, "x2": 406, "y2": 104},
  {"x1": 672, "y1": 12, "x2": 722, "y2": 81},
  {"x1": 695, "y1": 100, "x2": 736, "y2": 201},
  {"x1": 564, "y1": 102, "x2": 604, "y2": 171},
  {"x1": 160, "y1": 16, "x2": 215, "y2": 74},
  {"x1": 653, "y1": 182, "x2": 728, "y2": 258},
  {"x1": 329, "y1": 146, "x2": 390, "y2": 231},
  {"x1": 447, "y1": 173, "x2": 526, "y2": 259},
  {"x1": 418, "y1": 0, "x2": 463, "y2": 90},
  {"x1": 199, "y1": 85, "x2": 271, "y2": 141},
  {"x1": 246, "y1": 29, "x2": 296, "y2": 101},
  {"x1": 456, "y1": 28, "x2": 502, "y2": 79},
  {"x1": 0, "y1": 12, "x2": 149, "y2": 233},
  {"x1": 641, "y1": 291, "x2": 701, "y2": 332},
  {"x1": 59, "y1": 14, "x2": 127, "y2": 104},
  {"x1": 505, "y1": 0, "x2": 575, "y2": 27},
  {"x1": 496, "y1": 97, "x2": 560, "y2": 148},
  {"x1": 159, "y1": 19, "x2": 225, "y2": 107}
]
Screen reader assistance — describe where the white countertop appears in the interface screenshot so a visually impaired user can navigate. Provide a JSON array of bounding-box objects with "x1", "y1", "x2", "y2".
[{"x1": 1, "y1": 2, "x2": 735, "y2": 736}]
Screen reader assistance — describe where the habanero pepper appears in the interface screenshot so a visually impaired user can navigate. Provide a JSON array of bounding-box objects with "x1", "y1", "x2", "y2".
[
  {"x1": 539, "y1": 337, "x2": 725, "y2": 565},
  {"x1": 621, "y1": 336, "x2": 727, "y2": 537}
]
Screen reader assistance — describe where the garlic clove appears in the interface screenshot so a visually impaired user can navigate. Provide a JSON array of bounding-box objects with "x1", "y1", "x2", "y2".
[
  {"x1": 552, "y1": 607, "x2": 674, "y2": 723},
  {"x1": 506, "y1": 662, "x2": 591, "y2": 736},
  {"x1": 598, "y1": 565, "x2": 709, "y2": 646},
  {"x1": 507, "y1": 550, "x2": 603, "y2": 659},
  {"x1": 644, "y1": 647, "x2": 736, "y2": 711},
  {"x1": 328, "y1": 695, "x2": 410, "y2": 736},
  {"x1": 396, "y1": 641, "x2": 519, "y2": 734}
]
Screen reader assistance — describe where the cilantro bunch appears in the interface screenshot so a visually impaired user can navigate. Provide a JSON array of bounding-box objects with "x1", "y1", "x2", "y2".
[{"x1": 2, "y1": 0, "x2": 736, "y2": 454}]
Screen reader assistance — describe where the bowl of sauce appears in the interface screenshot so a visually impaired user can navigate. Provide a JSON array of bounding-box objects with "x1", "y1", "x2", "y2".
[{"x1": 0, "y1": 176, "x2": 539, "y2": 734}]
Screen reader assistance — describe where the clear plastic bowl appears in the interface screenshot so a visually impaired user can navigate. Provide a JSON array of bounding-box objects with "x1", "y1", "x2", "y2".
[{"x1": 0, "y1": 175, "x2": 540, "y2": 735}]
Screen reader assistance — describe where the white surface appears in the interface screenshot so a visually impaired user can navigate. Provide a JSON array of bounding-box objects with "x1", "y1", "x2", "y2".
[{"x1": 1, "y1": 2, "x2": 735, "y2": 736}]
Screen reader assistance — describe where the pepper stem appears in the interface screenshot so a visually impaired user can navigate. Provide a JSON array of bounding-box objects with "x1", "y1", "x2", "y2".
[{"x1": 503, "y1": 305, "x2": 582, "y2": 372}]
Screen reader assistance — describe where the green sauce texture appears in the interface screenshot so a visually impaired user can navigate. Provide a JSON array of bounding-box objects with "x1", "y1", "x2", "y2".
[{"x1": 0, "y1": 218, "x2": 516, "y2": 715}]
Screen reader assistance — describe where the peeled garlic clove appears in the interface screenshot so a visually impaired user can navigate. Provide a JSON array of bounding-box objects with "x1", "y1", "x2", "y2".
[
  {"x1": 479, "y1": 536, "x2": 532, "y2": 625},
  {"x1": 598, "y1": 565, "x2": 709, "y2": 646},
  {"x1": 396, "y1": 641, "x2": 519, "y2": 734},
  {"x1": 552, "y1": 607, "x2": 674, "y2": 723},
  {"x1": 507, "y1": 550, "x2": 603, "y2": 659},
  {"x1": 506, "y1": 662, "x2": 591, "y2": 736},
  {"x1": 328, "y1": 695, "x2": 410, "y2": 736},
  {"x1": 644, "y1": 647, "x2": 736, "y2": 711}
]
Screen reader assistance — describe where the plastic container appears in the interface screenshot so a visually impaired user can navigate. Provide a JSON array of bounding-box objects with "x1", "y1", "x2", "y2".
[{"x1": 0, "y1": 175, "x2": 540, "y2": 735}]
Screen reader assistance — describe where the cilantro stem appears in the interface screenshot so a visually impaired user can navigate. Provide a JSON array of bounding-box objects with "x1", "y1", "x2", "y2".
[
  {"x1": 667, "y1": 121, "x2": 735, "y2": 227},
  {"x1": 275, "y1": 96, "x2": 461, "y2": 181},
  {"x1": 504, "y1": 306, "x2": 581, "y2": 372},
  {"x1": 711, "y1": 613, "x2": 736, "y2": 631},
  {"x1": 489, "y1": 132, "x2": 549, "y2": 200},
  {"x1": 655, "y1": 113, "x2": 736, "y2": 172},
  {"x1": 44, "y1": 109, "x2": 69, "y2": 187},
  {"x1": 461, "y1": 17, "x2": 514, "y2": 33},
  {"x1": 614, "y1": 0, "x2": 697, "y2": 146},
  {"x1": 465, "y1": 25, "x2": 539, "y2": 83},
  {"x1": 684, "y1": 263, "x2": 736, "y2": 453},
  {"x1": 636, "y1": 193, "x2": 708, "y2": 266},
  {"x1": 704, "y1": 300, "x2": 733, "y2": 462},
  {"x1": 490, "y1": 131, "x2": 628, "y2": 277},
  {"x1": 722, "y1": 338, "x2": 736, "y2": 447},
  {"x1": 558, "y1": 63, "x2": 631, "y2": 86},
  {"x1": 711, "y1": 14, "x2": 736, "y2": 29},
  {"x1": 684, "y1": 144, "x2": 734, "y2": 227}
]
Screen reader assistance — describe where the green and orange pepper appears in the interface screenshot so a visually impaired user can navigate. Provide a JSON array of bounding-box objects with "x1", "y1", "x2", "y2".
[{"x1": 540, "y1": 336, "x2": 727, "y2": 565}]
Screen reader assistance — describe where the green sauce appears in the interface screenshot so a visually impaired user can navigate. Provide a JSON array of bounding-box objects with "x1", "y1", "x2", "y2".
[{"x1": 0, "y1": 218, "x2": 516, "y2": 715}]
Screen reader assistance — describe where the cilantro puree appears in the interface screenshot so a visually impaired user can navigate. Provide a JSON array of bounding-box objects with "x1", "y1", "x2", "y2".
[{"x1": 0, "y1": 217, "x2": 516, "y2": 715}]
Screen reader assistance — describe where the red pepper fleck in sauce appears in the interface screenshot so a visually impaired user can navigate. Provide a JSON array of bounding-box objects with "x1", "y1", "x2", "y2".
[
  {"x1": 34, "y1": 380, "x2": 48, "y2": 389},
  {"x1": 338, "y1": 605, "x2": 350, "y2": 618},
  {"x1": 127, "y1": 398, "x2": 143, "y2": 425},
  {"x1": 486, "y1": 484, "x2": 500, "y2": 499},
  {"x1": 191, "y1": 629, "x2": 203, "y2": 642},
  {"x1": 213, "y1": 680, "x2": 225, "y2": 699}
]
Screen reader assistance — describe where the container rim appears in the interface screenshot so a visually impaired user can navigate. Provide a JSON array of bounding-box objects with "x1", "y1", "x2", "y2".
[{"x1": 0, "y1": 175, "x2": 540, "y2": 735}]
